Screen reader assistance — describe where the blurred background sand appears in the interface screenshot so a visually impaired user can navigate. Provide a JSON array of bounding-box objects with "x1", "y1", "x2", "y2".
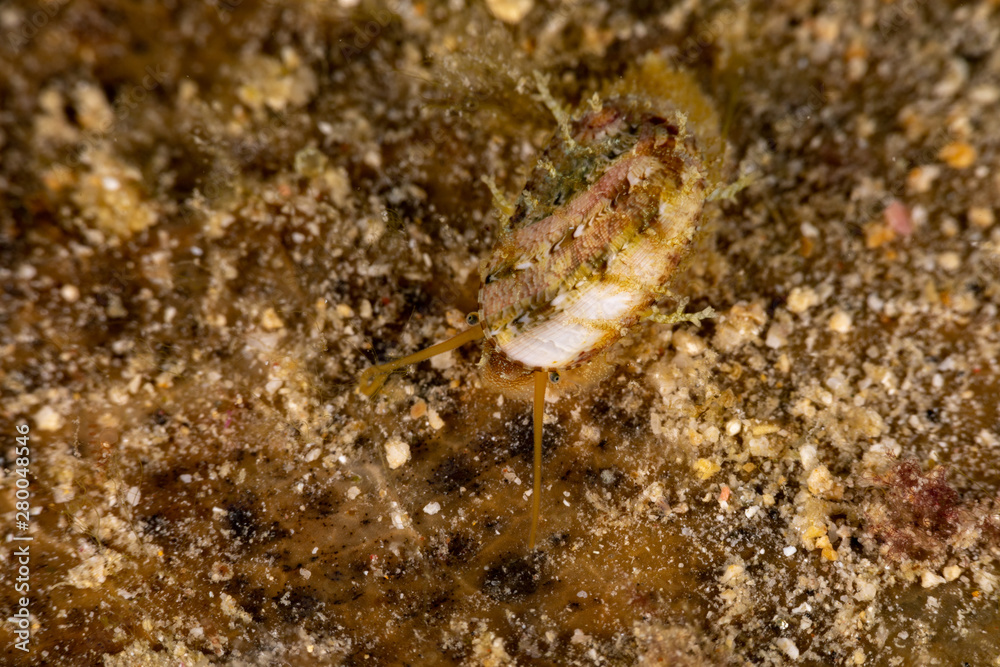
[{"x1": 1, "y1": 0, "x2": 999, "y2": 664}]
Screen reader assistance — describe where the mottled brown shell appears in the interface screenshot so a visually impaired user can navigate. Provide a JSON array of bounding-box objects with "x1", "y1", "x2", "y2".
[
  {"x1": 479, "y1": 62, "x2": 726, "y2": 373},
  {"x1": 357, "y1": 57, "x2": 731, "y2": 550}
]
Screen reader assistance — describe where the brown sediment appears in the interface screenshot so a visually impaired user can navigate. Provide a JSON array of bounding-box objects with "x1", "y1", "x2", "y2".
[{"x1": 1, "y1": 1, "x2": 999, "y2": 665}]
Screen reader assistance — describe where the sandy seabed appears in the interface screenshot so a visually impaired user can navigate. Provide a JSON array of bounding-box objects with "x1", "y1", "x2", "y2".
[{"x1": 1, "y1": 0, "x2": 999, "y2": 665}]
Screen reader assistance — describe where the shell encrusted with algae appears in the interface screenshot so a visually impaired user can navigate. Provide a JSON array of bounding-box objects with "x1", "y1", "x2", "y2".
[
  {"x1": 358, "y1": 55, "x2": 730, "y2": 548},
  {"x1": 480, "y1": 58, "x2": 728, "y2": 373}
]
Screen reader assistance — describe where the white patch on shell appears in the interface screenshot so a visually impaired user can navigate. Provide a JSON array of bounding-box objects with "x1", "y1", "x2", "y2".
[{"x1": 496, "y1": 280, "x2": 642, "y2": 369}]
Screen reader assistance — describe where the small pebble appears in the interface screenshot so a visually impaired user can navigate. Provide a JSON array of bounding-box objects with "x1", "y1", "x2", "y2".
[
  {"x1": 294, "y1": 146, "x2": 328, "y2": 178},
  {"x1": 969, "y1": 83, "x2": 1000, "y2": 105},
  {"x1": 968, "y1": 206, "x2": 995, "y2": 230},
  {"x1": 765, "y1": 322, "x2": 789, "y2": 349},
  {"x1": 937, "y1": 251, "x2": 961, "y2": 273},
  {"x1": 485, "y1": 0, "x2": 533, "y2": 23},
  {"x1": 445, "y1": 309, "x2": 467, "y2": 329},
  {"x1": 807, "y1": 465, "x2": 844, "y2": 500},
  {"x1": 60, "y1": 284, "x2": 80, "y2": 303},
  {"x1": 359, "y1": 299, "x2": 373, "y2": 319},
  {"x1": 786, "y1": 286, "x2": 819, "y2": 314},
  {"x1": 845, "y1": 43, "x2": 868, "y2": 82},
  {"x1": 783, "y1": 546, "x2": 797, "y2": 557},
  {"x1": 866, "y1": 293, "x2": 884, "y2": 312},
  {"x1": 346, "y1": 486, "x2": 361, "y2": 500},
  {"x1": 390, "y1": 508, "x2": 409, "y2": 530},
  {"x1": 828, "y1": 310, "x2": 852, "y2": 333},
  {"x1": 907, "y1": 165, "x2": 940, "y2": 194},
  {"x1": 748, "y1": 435, "x2": 780, "y2": 458},
  {"x1": 799, "y1": 443, "x2": 818, "y2": 470},
  {"x1": 34, "y1": 405, "x2": 65, "y2": 431},
  {"x1": 260, "y1": 307, "x2": 284, "y2": 331},
  {"x1": 865, "y1": 222, "x2": 896, "y2": 249},
  {"x1": 693, "y1": 458, "x2": 721, "y2": 480},
  {"x1": 921, "y1": 571, "x2": 946, "y2": 588},
  {"x1": 938, "y1": 141, "x2": 977, "y2": 169},
  {"x1": 854, "y1": 579, "x2": 877, "y2": 602},
  {"x1": 712, "y1": 302, "x2": 766, "y2": 354},
  {"x1": 385, "y1": 438, "x2": 411, "y2": 469},
  {"x1": 210, "y1": 562, "x2": 234, "y2": 582},
  {"x1": 429, "y1": 350, "x2": 455, "y2": 370},
  {"x1": 105, "y1": 295, "x2": 127, "y2": 319},
  {"x1": 422, "y1": 502, "x2": 441, "y2": 515},
  {"x1": 720, "y1": 563, "x2": 744, "y2": 584},
  {"x1": 672, "y1": 328, "x2": 707, "y2": 356},
  {"x1": 883, "y1": 200, "x2": 914, "y2": 236}
]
